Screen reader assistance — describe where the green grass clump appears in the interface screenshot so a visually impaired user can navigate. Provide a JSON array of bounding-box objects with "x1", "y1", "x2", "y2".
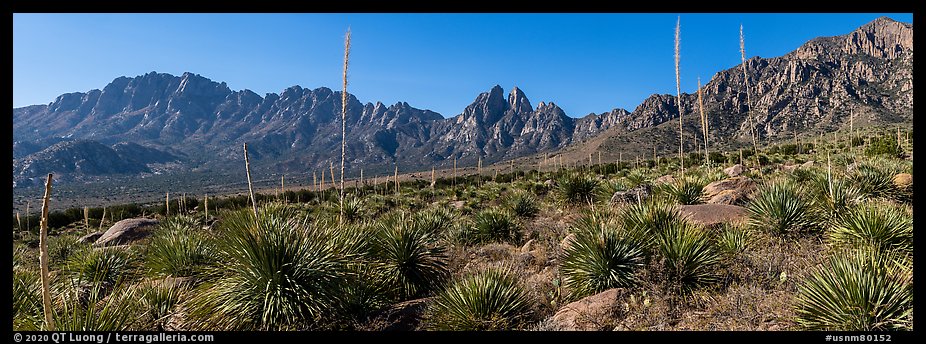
[
  {"x1": 714, "y1": 223, "x2": 752, "y2": 257},
  {"x1": 13, "y1": 269, "x2": 42, "y2": 330},
  {"x1": 796, "y1": 249, "x2": 912, "y2": 330},
  {"x1": 137, "y1": 280, "x2": 188, "y2": 330},
  {"x1": 427, "y1": 268, "x2": 532, "y2": 330},
  {"x1": 656, "y1": 176, "x2": 708, "y2": 205}
]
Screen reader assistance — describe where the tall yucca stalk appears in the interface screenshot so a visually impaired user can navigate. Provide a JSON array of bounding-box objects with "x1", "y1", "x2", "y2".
[
  {"x1": 698, "y1": 77, "x2": 709, "y2": 165},
  {"x1": 39, "y1": 173, "x2": 54, "y2": 330},
  {"x1": 340, "y1": 28, "x2": 351, "y2": 226},
  {"x1": 740, "y1": 24, "x2": 761, "y2": 168},
  {"x1": 675, "y1": 16, "x2": 684, "y2": 173},
  {"x1": 243, "y1": 143, "x2": 257, "y2": 216}
]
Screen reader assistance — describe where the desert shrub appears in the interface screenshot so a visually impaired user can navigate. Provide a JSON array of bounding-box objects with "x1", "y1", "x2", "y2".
[
  {"x1": 468, "y1": 209, "x2": 520, "y2": 244},
  {"x1": 186, "y1": 205, "x2": 358, "y2": 330},
  {"x1": 655, "y1": 221, "x2": 720, "y2": 292}
]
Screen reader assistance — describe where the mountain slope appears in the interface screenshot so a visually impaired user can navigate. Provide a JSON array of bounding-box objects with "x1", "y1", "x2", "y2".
[{"x1": 12, "y1": 17, "x2": 913, "y2": 189}]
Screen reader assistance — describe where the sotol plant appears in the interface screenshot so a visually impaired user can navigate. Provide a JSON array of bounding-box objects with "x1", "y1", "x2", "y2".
[
  {"x1": 656, "y1": 221, "x2": 720, "y2": 292},
  {"x1": 560, "y1": 210, "x2": 647, "y2": 298},
  {"x1": 427, "y1": 268, "x2": 532, "y2": 330},
  {"x1": 747, "y1": 179, "x2": 818, "y2": 235},
  {"x1": 370, "y1": 211, "x2": 449, "y2": 300},
  {"x1": 796, "y1": 249, "x2": 912, "y2": 330},
  {"x1": 827, "y1": 201, "x2": 912, "y2": 255},
  {"x1": 556, "y1": 172, "x2": 599, "y2": 206},
  {"x1": 186, "y1": 205, "x2": 358, "y2": 330}
]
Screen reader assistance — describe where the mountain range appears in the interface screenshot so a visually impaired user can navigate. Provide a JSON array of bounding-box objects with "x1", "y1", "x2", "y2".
[{"x1": 12, "y1": 17, "x2": 913, "y2": 190}]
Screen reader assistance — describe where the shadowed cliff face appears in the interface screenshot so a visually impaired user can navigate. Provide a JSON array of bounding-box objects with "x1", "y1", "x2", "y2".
[{"x1": 12, "y1": 17, "x2": 913, "y2": 186}]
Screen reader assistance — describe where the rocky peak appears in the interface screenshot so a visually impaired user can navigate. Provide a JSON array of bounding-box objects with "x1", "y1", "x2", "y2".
[
  {"x1": 508, "y1": 86, "x2": 533, "y2": 114},
  {"x1": 844, "y1": 16, "x2": 913, "y2": 59}
]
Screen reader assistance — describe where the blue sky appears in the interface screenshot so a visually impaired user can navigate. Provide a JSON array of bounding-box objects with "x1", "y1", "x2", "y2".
[{"x1": 13, "y1": 13, "x2": 912, "y2": 118}]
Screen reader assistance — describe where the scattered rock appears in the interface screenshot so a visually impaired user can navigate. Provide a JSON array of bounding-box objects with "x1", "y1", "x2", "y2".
[
  {"x1": 893, "y1": 173, "x2": 912, "y2": 189},
  {"x1": 544, "y1": 179, "x2": 556, "y2": 188},
  {"x1": 723, "y1": 164, "x2": 745, "y2": 177},
  {"x1": 701, "y1": 176, "x2": 756, "y2": 206},
  {"x1": 781, "y1": 164, "x2": 800, "y2": 172},
  {"x1": 78, "y1": 231, "x2": 104, "y2": 244},
  {"x1": 449, "y1": 201, "x2": 465, "y2": 210},
  {"x1": 654, "y1": 174, "x2": 675, "y2": 185},
  {"x1": 560, "y1": 233, "x2": 577, "y2": 251},
  {"x1": 800, "y1": 160, "x2": 815, "y2": 169},
  {"x1": 609, "y1": 184, "x2": 651, "y2": 204},
  {"x1": 677, "y1": 204, "x2": 748, "y2": 227},
  {"x1": 92, "y1": 218, "x2": 159, "y2": 247},
  {"x1": 549, "y1": 288, "x2": 626, "y2": 331},
  {"x1": 516, "y1": 251, "x2": 537, "y2": 267}
]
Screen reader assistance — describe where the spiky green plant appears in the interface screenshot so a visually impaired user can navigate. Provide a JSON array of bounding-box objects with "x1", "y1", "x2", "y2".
[
  {"x1": 427, "y1": 268, "x2": 532, "y2": 330},
  {"x1": 48, "y1": 234, "x2": 86, "y2": 269},
  {"x1": 747, "y1": 179, "x2": 818, "y2": 235},
  {"x1": 556, "y1": 173, "x2": 599, "y2": 206},
  {"x1": 625, "y1": 169, "x2": 648, "y2": 188},
  {"x1": 619, "y1": 200, "x2": 685, "y2": 242},
  {"x1": 341, "y1": 196, "x2": 366, "y2": 224},
  {"x1": 186, "y1": 205, "x2": 357, "y2": 330},
  {"x1": 370, "y1": 212, "x2": 449, "y2": 300},
  {"x1": 470, "y1": 208, "x2": 520, "y2": 244},
  {"x1": 507, "y1": 191, "x2": 539, "y2": 218},
  {"x1": 849, "y1": 162, "x2": 900, "y2": 200},
  {"x1": 51, "y1": 281, "x2": 144, "y2": 331},
  {"x1": 560, "y1": 210, "x2": 646, "y2": 298},
  {"x1": 413, "y1": 207, "x2": 455, "y2": 235},
  {"x1": 656, "y1": 221, "x2": 720, "y2": 292},
  {"x1": 13, "y1": 269, "x2": 42, "y2": 330},
  {"x1": 828, "y1": 202, "x2": 912, "y2": 255},
  {"x1": 145, "y1": 226, "x2": 212, "y2": 279},
  {"x1": 656, "y1": 176, "x2": 707, "y2": 205},
  {"x1": 66, "y1": 247, "x2": 137, "y2": 300},
  {"x1": 808, "y1": 174, "x2": 863, "y2": 224},
  {"x1": 796, "y1": 249, "x2": 912, "y2": 330},
  {"x1": 137, "y1": 280, "x2": 188, "y2": 330},
  {"x1": 714, "y1": 223, "x2": 752, "y2": 257}
]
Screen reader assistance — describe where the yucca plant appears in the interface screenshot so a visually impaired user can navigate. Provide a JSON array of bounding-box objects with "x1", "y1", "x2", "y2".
[
  {"x1": 656, "y1": 176, "x2": 708, "y2": 205},
  {"x1": 506, "y1": 191, "x2": 539, "y2": 218},
  {"x1": 656, "y1": 221, "x2": 719, "y2": 293},
  {"x1": 619, "y1": 200, "x2": 685, "y2": 243},
  {"x1": 808, "y1": 174, "x2": 863, "y2": 224},
  {"x1": 341, "y1": 196, "x2": 366, "y2": 224},
  {"x1": 560, "y1": 210, "x2": 647, "y2": 298},
  {"x1": 470, "y1": 208, "x2": 520, "y2": 244},
  {"x1": 828, "y1": 201, "x2": 912, "y2": 255},
  {"x1": 186, "y1": 205, "x2": 357, "y2": 330},
  {"x1": 849, "y1": 163, "x2": 899, "y2": 200},
  {"x1": 137, "y1": 280, "x2": 188, "y2": 330},
  {"x1": 13, "y1": 269, "x2": 42, "y2": 330},
  {"x1": 427, "y1": 268, "x2": 533, "y2": 330},
  {"x1": 144, "y1": 226, "x2": 212, "y2": 279},
  {"x1": 747, "y1": 179, "x2": 818, "y2": 235},
  {"x1": 556, "y1": 173, "x2": 599, "y2": 206},
  {"x1": 51, "y1": 281, "x2": 144, "y2": 331},
  {"x1": 370, "y1": 212, "x2": 449, "y2": 300},
  {"x1": 66, "y1": 247, "x2": 138, "y2": 302},
  {"x1": 413, "y1": 207, "x2": 455, "y2": 235},
  {"x1": 796, "y1": 249, "x2": 912, "y2": 330},
  {"x1": 714, "y1": 223, "x2": 752, "y2": 257},
  {"x1": 48, "y1": 234, "x2": 86, "y2": 269}
]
